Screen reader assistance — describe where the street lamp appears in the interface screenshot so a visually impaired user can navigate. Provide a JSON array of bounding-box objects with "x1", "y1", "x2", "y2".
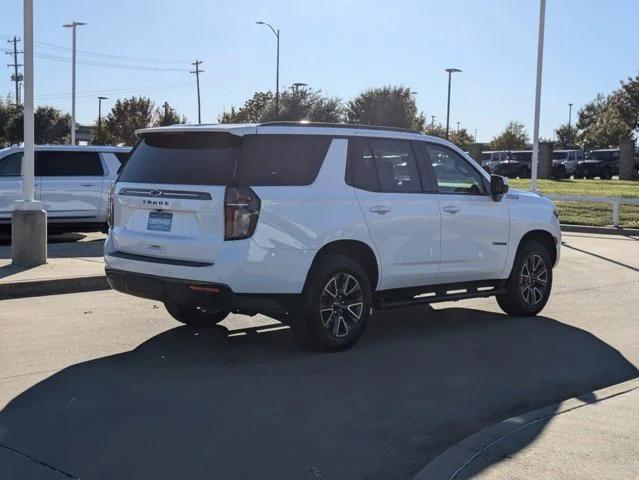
[
  {"x1": 456, "y1": 121, "x2": 461, "y2": 133},
  {"x1": 292, "y1": 82, "x2": 307, "y2": 94},
  {"x1": 445, "y1": 68, "x2": 461, "y2": 139},
  {"x1": 62, "y1": 21, "x2": 86, "y2": 145},
  {"x1": 256, "y1": 21, "x2": 280, "y2": 116},
  {"x1": 97, "y1": 96, "x2": 108, "y2": 137},
  {"x1": 568, "y1": 103, "x2": 573, "y2": 146}
]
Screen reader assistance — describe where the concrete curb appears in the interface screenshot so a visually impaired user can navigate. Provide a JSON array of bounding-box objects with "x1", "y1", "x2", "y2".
[
  {"x1": 414, "y1": 377, "x2": 639, "y2": 480},
  {"x1": 561, "y1": 224, "x2": 639, "y2": 236},
  {"x1": 0, "y1": 274, "x2": 109, "y2": 300}
]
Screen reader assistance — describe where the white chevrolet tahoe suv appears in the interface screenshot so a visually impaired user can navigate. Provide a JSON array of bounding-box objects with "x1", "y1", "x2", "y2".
[
  {"x1": 105, "y1": 122, "x2": 561, "y2": 350},
  {"x1": 0, "y1": 145, "x2": 131, "y2": 232}
]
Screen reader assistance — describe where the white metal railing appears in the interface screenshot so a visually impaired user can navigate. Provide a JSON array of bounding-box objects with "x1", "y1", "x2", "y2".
[{"x1": 545, "y1": 194, "x2": 639, "y2": 227}]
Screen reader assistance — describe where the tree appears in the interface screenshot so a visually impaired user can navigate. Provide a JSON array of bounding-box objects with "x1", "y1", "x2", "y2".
[
  {"x1": 554, "y1": 123, "x2": 575, "y2": 149},
  {"x1": 219, "y1": 91, "x2": 274, "y2": 123},
  {"x1": 576, "y1": 93, "x2": 634, "y2": 148},
  {"x1": 489, "y1": 121, "x2": 529, "y2": 151},
  {"x1": 102, "y1": 96, "x2": 155, "y2": 145},
  {"x1": 346, "y1": 86, "x2": 425, "y2": 130},
  {"x1": 423, "y1": 122, "x2": 447, "y2": 138},
  {"x1": 614, "y1": 72, "x2": 639, "y2": 132},
  {"x1": 0, "y1": 98, "x2": 20, "y2": 147},
  {"x1": 34, "y1": 106, "x2": 71, "y2": 144},
  {"x1": 155, "y1": 102, "x2": 186, "y2": 126},
  {"x1": 448, "y1": 128, "x2": 475, "y2": 151},
  {"x1": 3, "y1": 105, "x2": 70, "y2": 145},
  {"x1": 219, "y1": 88, "x2": 342, "y2": 123}
]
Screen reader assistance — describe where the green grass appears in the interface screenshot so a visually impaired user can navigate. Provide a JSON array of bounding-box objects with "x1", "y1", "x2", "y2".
[{"x1": 508, "y1": 179, "x2": 639, "y2": 228}]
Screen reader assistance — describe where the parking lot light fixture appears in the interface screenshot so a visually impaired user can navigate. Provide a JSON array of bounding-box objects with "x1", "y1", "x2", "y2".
[
  {"x1": 62, "y1": 21, "x2": 87, "y2": 146},
  {"x1": 256, "y1": 21, "x2": 280, "y2": 116},
  {"x1": 445, "y1": 68, "x2": 462, "y2": 139}
]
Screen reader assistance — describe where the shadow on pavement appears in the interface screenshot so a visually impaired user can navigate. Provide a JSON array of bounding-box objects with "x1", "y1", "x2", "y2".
[{"x1": 0, "y1": 307, "x2": 636, "y2": 479}]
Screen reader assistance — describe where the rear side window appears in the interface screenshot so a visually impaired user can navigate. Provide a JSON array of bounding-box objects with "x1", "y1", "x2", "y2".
[
  {"x1": 119, "y1": 132, "x2": 330, "y2": 186},
  {"x1": 35, "y1": 151, "x2": 103, "y2": 176},
  {"x1": 120, "y1": 133, "x2": 241, "y2": 185},
  {"x1": 0, "y1": 153, "x2": 22, "y2": 176},
  {"x1": 346, "y1": 138, "x2": 379, "y2": 191},
  {"x1": 370, "y1": 139, "x2": 421, "y2": 193},
  {"x1": 237, "y1": 135, "x2": 331, "y2": 186}
]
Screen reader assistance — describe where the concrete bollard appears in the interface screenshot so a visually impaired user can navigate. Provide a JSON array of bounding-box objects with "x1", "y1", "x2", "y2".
[
  {"x1": 619, "y1": 140, "x2": 636, "y2": 180},
  {"x1": 11, "y1": 209, "x2": 47, "y2": 267},
  {"x1": 468, "y1": 143, "x2": 483, "y2": 165},
  {"x1": 539, "y1": 142, "x2": 553, "y2": 179}
]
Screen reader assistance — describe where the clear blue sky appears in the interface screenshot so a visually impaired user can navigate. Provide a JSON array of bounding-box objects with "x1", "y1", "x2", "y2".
[{"x1": 1, "y1": 0, "x2": 637, "y2": 141}]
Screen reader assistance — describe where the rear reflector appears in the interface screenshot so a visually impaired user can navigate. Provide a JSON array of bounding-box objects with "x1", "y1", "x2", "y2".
[{"x1": 189, "y1": 285, "x2": 221, "y2": 294}]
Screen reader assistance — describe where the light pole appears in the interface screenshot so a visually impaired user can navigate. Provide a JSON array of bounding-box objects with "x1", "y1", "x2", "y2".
[
  {"x1": 456, "y1": 121, "x2": 461, "y2": 133},
  {"x1": 292, "y1": 82, "x2": 307, "y2": 94},
  {"x1": 445, "y1": 68, "x2": 461, "y2": 139},
  {"x1": 256, "y1": 21, "x2": 280, "y2": 116},
  {"x1": 12, "y1": 0, "x2": 46, "y2": 266},
  {"x1": 431, "y1": 115, "x2": 435, "y2": 126},
  {"x1": 63, "y1": 21, "x2": 86, "y2": 145},
  {"x1": 530, "y1": 0, "x2": 546, "y2": 192},
  {"x1": 568, "y1": 103, "x2": 573, "y2": 146},
  {"x1": 97, "y1": 96, "x2": 107, "y2": 137},
  {"x1": 474, "y1": 128, "x2": 478, "y2": 142}
]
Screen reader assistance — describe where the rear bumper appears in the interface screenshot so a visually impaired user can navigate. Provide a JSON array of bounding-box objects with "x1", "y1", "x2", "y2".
[{"x1": 106, "y1": 268, "x2": 299, "y2": 314}]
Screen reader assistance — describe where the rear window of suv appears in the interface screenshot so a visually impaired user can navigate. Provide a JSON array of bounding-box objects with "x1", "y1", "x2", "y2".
[{"x1": 119, "y1": 132, "x2": 331, "y2": 186}]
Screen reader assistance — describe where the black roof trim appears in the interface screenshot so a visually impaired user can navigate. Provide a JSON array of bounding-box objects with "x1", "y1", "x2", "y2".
[{"x1": 258, "y1": 121, "x2": 423, "y2": 135}]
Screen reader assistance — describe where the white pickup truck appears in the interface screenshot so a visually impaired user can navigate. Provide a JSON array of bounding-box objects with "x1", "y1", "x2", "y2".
[{"x1": 0, "y1": 145, "x2": 130, "y2": 232}]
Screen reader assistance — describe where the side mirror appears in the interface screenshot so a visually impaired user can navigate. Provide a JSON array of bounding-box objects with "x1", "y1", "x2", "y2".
[{"x1": 490, "y1": 174, "x2": 509, "y2": 200}]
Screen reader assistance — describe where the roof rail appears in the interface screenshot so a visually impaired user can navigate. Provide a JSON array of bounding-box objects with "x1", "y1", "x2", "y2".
[{"x1": 258, "y1": 121, "x2": 423, "y2": 135}]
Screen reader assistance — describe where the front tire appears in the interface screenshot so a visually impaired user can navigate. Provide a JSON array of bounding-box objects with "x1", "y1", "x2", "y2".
[
  {"x1": 497, "y1": 241, "x2": 553, "y2": 317},
  {"x1": 295, "y1": 254, "x2": 372, "y2": 351},
  {"x1": 164, "y1": 303, "x2": 230, "y2": 327}
]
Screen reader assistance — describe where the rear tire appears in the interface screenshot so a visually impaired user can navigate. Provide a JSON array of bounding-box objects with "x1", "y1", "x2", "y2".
[
  {"x1": 164, "y1": 303, "x2": 230, "y2": 327},
  {"x1": 294, "y1": 254, "x2": 372, "y2": 351},
  {"x1": 497, "y1": 241, "x2": 553, "y2": 317}
]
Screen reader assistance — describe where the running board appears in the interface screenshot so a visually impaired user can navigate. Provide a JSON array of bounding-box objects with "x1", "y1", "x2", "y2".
[{"x1": 376, "y1": 281, "x2": 506, "y2": 310}]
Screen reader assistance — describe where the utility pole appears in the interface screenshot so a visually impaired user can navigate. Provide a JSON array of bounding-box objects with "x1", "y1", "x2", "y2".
[
  {"x1": 63, "y1": 21, "x2": 87, "y2": 145},
  {"x1": 6, "y1": 36, "x2": 23, "y2": 106},
  {"x1": 191, "y1": 60, "x2": 204, "y2": 124},
  {"x1": 97, "y1": 96, "x2": 107, "y2": 136}
]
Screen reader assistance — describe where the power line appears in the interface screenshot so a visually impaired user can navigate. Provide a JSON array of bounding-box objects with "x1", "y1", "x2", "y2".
[
  {"x1": 35, "y1": 40, "x2": 189, "y2": 64},
  {"x1": 34, "y1": 52, "x2": 189, "y2": 72},
  {"x1": 35, "y1": 81, "x2": 192, "y2": 100}
]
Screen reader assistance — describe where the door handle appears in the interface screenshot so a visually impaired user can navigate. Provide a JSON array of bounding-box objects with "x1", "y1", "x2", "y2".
[
  {"x1": 81, "y1": 183, "x2": 97, "y2": 187},
  {"x1": 369, "y1": 205, "x2": 390, "y2": 215},
  {"x1": 442, "y1": 205, "x2": 460, "y2": 214}
]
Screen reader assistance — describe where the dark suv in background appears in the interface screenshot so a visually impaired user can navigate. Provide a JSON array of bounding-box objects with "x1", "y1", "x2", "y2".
[
  {"x1": 494, "y1": 151, "x2": 568, "y2": 179},
  {"x1": 574, "y1": 149, "x2": 619, "y2": 179}
]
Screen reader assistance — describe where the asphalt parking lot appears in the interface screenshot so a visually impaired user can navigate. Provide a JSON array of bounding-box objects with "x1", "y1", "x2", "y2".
[{"x1": 0, "y1": 232, "x2": 638, "y2": 479}]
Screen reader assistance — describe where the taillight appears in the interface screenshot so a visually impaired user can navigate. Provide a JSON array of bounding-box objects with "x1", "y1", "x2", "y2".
[
  {"x1": 224, "y1": 186, "x2": 260, "y2": 240},
  {"x1": 106, "y1": 183, "x2": 115, "y2": 228}
]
